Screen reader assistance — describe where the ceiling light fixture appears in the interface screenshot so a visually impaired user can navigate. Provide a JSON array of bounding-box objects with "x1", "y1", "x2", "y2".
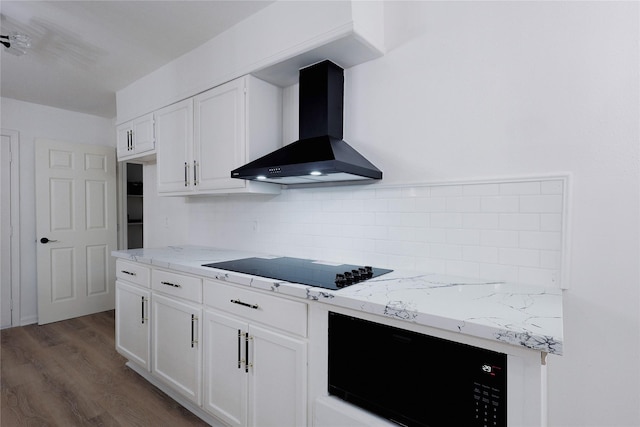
[{"x1": 1, "y1": 32, "x2": 31, "y2": 56}]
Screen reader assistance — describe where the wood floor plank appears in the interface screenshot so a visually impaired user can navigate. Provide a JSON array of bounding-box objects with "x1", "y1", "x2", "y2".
[{"x1": 1, "y1": 310, "x2": 210, "y2": 426}]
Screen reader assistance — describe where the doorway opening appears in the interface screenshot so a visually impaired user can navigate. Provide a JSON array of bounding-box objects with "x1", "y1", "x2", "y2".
[{"x1": 125, "y1": 163, "x2": 144, "y2": 249}]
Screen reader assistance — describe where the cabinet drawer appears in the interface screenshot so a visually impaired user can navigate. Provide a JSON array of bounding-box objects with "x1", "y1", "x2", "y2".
[
  {"x1": 116, "y1": 260, "x2": 150, "y2": 288},
  {"x1": 152, "y1": 269, "x2": 202, "y2": 303},
  {"x1": 204, "y1": 280, "x2": 307, "y2": 337}
]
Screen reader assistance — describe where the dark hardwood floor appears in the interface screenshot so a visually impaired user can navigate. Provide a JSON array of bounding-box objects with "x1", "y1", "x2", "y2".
[{"x1": 1, "y1": 310, "x2": 210, "y2": 426}]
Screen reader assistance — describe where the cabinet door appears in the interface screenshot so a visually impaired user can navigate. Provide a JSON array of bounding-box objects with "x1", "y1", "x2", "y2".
[
  {"x1": 203, "y1": 310, "x2": 248, "y2": 427},
  {"x1": 115, "y1": 281, "x2": 150, "y2": 370},
  {"x1": 194, "y1": 77, "x2": 246, "y2": 191},
  {"x1": 248, "y1": 324, "x2": 307, "y2": 427},
  {"x1": 152, "y1": 293, "x2": 202, "y2": 405},
  {"x1": 133, "y1": 113, "x2": 155, "y2": 154},
  {"x1": 116, "y1": 122, "x2": 133, "y2": 158},
  {"x1": 156, "y1": 99, "x2": 194, "y2": 194}
]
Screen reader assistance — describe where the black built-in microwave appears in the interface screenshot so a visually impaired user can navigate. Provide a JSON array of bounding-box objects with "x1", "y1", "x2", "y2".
[{"x1": 328, "y1": 311, "x2": 507, "y2": 427}]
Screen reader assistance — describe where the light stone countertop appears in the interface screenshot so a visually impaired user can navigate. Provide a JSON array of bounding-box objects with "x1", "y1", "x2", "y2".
[{"x1": 112, "y1": 245, "x2": 563, "y2": 355}]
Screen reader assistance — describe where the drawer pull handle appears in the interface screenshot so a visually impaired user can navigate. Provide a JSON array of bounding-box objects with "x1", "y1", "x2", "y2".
[
  {"x1": 161, "y1": 281, "x2": 181, "y2": 288},
  {"x1": 121, "y1": 270, "x2": 136, "y2": 276},
  {"x1": 230, "y1": 299, "x2": 259, "y2": 310}
]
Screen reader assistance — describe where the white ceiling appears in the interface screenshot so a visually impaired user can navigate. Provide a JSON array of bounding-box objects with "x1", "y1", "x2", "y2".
[{"x1": 0, "y1": 1, "x2": 275, "y2": 118}]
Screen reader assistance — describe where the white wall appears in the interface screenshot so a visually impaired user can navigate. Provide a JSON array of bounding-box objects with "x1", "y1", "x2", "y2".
[
  {"x1": 0, "y1": 97, "x2": 115, "y2": 324},
  {"x1": 142, "y1": 2, "x2": 639, "y2": 426}
]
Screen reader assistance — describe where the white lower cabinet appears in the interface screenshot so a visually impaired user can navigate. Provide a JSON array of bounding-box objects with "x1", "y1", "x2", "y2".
[
  {"x1": 152, "y1": 293, "x2": 203, "y2": 406},
  {"x1": 115, "y1": 260, "x2": 151, "y2": 371},
  {"x1": 203, "y1": 280, "x2": 308, "y2": 427},
  {"x1": 203, "y1": 310, "x2": 247, "y2": 426},
  {"x1": 115, "y1": 261, "x2": 308, "y2": 426},
  {"x1": 115, "y1": 281, "x2": 151, "y2": 370}
]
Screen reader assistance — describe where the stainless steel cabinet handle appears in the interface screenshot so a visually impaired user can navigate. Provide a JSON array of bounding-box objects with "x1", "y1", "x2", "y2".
[
  {"x1": 191, "y1": 315, "x2": 198, "y2": 348},
  {"x1": 184, "y1": 162, "x2": 188, "y2": 187},
  {"x1": 245, "y1": 332, "x2": 250, "y2": 373},
  {"x1": 230, "y1": 299, "x2": 259, "y2": 310},
  {"x1": 160, "y1": 281, "x2": 181, "y2": 288},
  {"x1": 237, "y1": 329, "x2": 242, "y2": 369},
  {"x1": 141, "y1": 296, "x2": 148, "y2": 324},
  {"x1": 193, "y1": 160, "x2": 197, "y2": 186}
]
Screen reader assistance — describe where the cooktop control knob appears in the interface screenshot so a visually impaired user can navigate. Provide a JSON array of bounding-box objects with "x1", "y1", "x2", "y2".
[
  {"x1": 364, "y1": 266, "x2": 373, "y2": 278},
  {"x1": 333, "y1": 266, "x2": 378, "y2": 288},
  {"x1": 344, "y1": 271, "x2": 354, "y2": 285},
  {"x1": 351, "y1": 269, "x2": 362, "y2": 282}
]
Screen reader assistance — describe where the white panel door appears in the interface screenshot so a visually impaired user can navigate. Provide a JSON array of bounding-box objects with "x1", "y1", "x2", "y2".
[
  {"x1": 35, "y1": 139, "x2": 117, "y2": 324},
  {"x1": 1, "y1": 135, "x2": 12, "y2": 328}
]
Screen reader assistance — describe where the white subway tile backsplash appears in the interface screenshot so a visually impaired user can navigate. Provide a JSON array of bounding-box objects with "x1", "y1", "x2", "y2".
[
  {"x1": 481, "y1": 196, "x2": 520, "y2": 213},
  {"x1": 463, "y1": 246, "x2": 499, "y2": 264},
  {"x1": 519, "y1": 231, "x2": 562, "y2": 250},
  {"x1": 430, "y1": 212, "x2": 462, "y2": 228},
  {"x1": 500, "y1": 181, "x2": 541, "y2": 195},
  {"x1": 446, "y1": 229, "x2": 481, "y2": 245},
  {"x1": 540, "y1": 250, "x2": 562, "y2": 269},
  {"x1": 479, "y1": 264, "x2": 519, "y2": 283},
  {"x1": 388, "y1": 198, "x2": 417, "y2": 213},
  {"x1": 446, "y1": 260, "x2": 480, "y2": 278},
  {"x1": 541, "y1": 213, "x2": 562, "y2": 231},
  {"x1": 520, "y1": 195, "x2": 563, "y2": 213},
  {"x1": 499, "y1": 248, "x2": 540, "y2": 267},
  {"x1": 429, "y1": 243, "x2": 463, "y2": 260},
  {"x1": 481, "y1": 230, "x2": 520, "y2": 248},
  {"x1": 446, "y1": 196, "x2": 481, "y2": 212},
  {"x1": 518, "y1": 267, "x2": 558, "y2": 287},
  {"x1": 499, "y1": 213, "x2": 540, "y2": 231},
  {"x1": 463, "y1": 183, "x2": 501, "y2": 196},
  {"x1": 541, "y1": 180, "x2": 564, "y2": 195},
  {"x1": 415, "y1": 197, "x2": 447, "y2": 212},
  {"x1": 463, "y1": 213, "x2": 500, "y2": 230},
  {"x1": 189, "y1": 175, "x2": 568, "y2": 289}
]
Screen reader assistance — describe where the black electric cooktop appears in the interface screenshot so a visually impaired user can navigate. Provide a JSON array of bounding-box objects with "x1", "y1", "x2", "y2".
[{"x1": 202, "y1": 257, "x2": 392, "y2": 290}]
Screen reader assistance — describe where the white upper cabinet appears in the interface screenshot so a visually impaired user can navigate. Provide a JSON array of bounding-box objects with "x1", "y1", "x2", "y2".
[
  {"x1": 194, "y1": 78, "x2": 246, "y2": 192},
  {"x1": 155, "y1": 99, "x2": 194, "y2": 194},
  {"x1": 156, "y1": 75, "x2": 281, "y2": 196},
  {"x1": 116, "y1": 113, "x2": 155, "y2": 161}
]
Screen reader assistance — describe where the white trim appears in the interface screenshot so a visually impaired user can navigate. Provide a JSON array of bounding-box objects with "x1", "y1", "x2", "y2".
[
  {"x1": 560, "y1": 174, "x2": 573, "y2": 290},
  {"x1": 1, "y1": 129, "x2": 21, "y2": 327}
]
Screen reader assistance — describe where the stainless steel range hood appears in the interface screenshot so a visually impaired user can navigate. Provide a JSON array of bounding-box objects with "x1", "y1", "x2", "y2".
[{"x1": 231, "y1": 60, "x2": 382, "y2": 185}]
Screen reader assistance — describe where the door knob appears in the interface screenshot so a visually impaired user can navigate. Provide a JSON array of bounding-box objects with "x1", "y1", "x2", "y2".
[{"x1": 40, "y1": 237, "x2": 58, "y2": 244}]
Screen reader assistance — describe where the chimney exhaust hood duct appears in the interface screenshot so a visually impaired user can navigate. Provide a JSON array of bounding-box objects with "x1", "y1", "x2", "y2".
[{"x1": 231, "y1": 60, "x2": 382, "y2": 185}]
